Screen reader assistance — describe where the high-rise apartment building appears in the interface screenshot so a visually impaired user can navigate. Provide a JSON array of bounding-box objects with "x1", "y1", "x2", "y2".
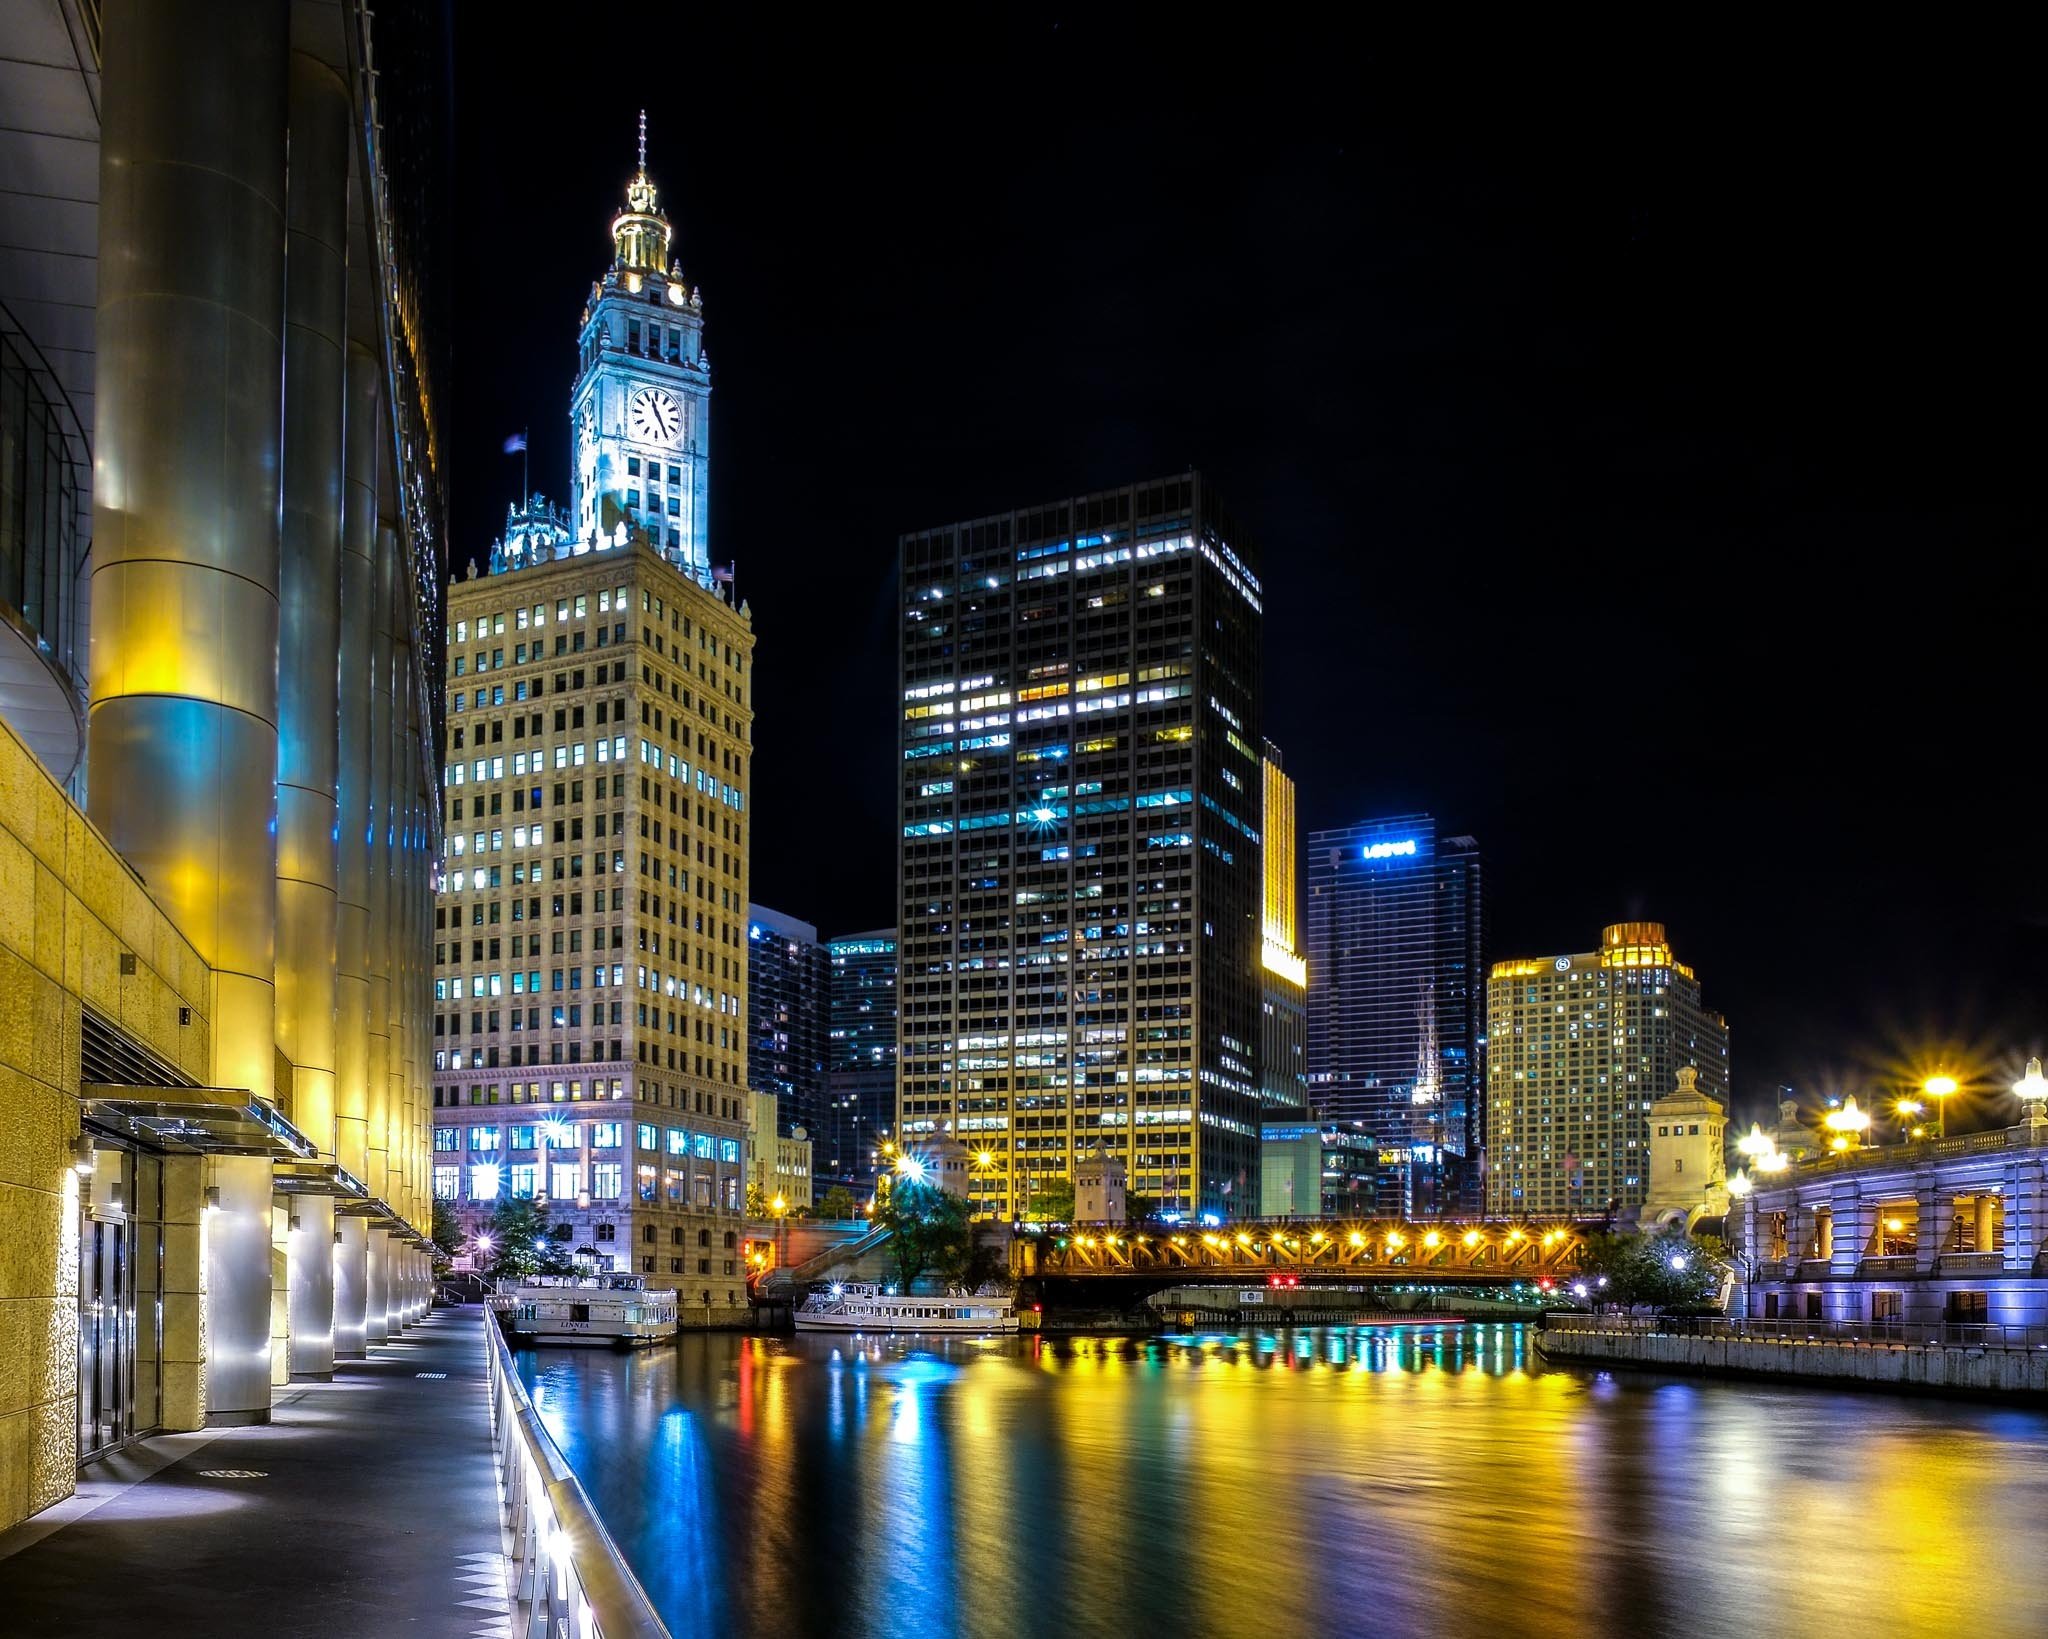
[
  {"x1": 0, "y1": 0, "x2": 444, "y2": 1530},
  {"x1": 824, "y1": 929, "x2": 897, "y2": 1193},
  {"x1": 1259, "y1": 745, "x2": 1308, "y2": 1115},
  {"x1": 898, "y1": 474, "x2": 1266, "y2": 1219},
  {"x1": 430, "y1": 131, "x2": 753, "y2": 1318},
  {"x1": 746, "y1": 903, "x2": 829, "y2": 1156},
  {"x1": 1306, "y1": 816, "x2": 1484, "y2": 1210},
  {"x1": 1486, "y1": 921, "x2": 1730, "y2": 1219}
]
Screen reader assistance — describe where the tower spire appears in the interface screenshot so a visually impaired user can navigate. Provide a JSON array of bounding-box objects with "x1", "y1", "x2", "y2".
[{"x1": 637, "y1": 107, "x2": 647, "y2": 174}]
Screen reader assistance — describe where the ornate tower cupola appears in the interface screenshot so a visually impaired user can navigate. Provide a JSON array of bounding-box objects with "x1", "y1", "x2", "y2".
[
  {"x1": 567, "y1": 112, "x2": 716, "y2": 589},
  {"x1": 611, "y1": 111, "x2": 672, "y2": 273}
]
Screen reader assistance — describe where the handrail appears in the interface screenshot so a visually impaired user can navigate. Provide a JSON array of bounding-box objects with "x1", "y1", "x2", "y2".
[
  {"x1": 481, "y1": 1310, "x2": 671, "y2": 1639},
  {"x1": 1543, "y1": 1312, "x2": 2048, "y2": 1351}
]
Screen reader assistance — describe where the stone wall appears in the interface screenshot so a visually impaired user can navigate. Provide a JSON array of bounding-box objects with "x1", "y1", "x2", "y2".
[
  {"x1": 0, "y1": 715, "x2": 212, "y2": 1530},
  {"x1": 1536, "y1": 1325, "x2": 2048, "y2": 1396}
]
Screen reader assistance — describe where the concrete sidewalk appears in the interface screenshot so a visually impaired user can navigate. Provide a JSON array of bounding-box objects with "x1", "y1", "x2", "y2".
[{"x1": 0, "y1": 1306, "x2": 510, "y2": 1637}]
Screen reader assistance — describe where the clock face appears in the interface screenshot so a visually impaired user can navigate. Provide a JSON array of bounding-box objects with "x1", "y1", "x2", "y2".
[{"x1": 628, "y1": 387, "x2": 682, "y2": 446}]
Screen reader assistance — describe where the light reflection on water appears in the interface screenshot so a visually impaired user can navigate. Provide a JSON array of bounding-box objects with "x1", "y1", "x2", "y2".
[{"x1": 516, "y1": 1323, "x2": 2048, "y2": 1639}]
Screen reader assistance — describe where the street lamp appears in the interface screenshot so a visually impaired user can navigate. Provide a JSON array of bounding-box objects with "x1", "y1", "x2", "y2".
[
  {"x1": 1823, "y1": 1097, "x2": 1871, "y2": 1152},
  {"x1": 1923, "y1": 1075, "x2": 1958, "y2": 1139},
  {"x1": 1726, "y1": 1170, "x2": 1754, "y2": 1200},
  {"x1": 2013, "y1": 1057, "x2": 2048, "y2": 1132}
]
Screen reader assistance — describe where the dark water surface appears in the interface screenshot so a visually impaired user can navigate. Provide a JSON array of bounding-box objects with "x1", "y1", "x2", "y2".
[{"x1": 515, "y1": 1324, "x2": 2048, "y2": 1639}]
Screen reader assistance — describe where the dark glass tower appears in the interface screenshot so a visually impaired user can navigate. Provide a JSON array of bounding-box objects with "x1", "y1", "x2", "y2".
[
  {"x1": 898, "y1": 474, "x2": 1265, "y2": 1219},
  {"x1": 745, "y1": 904, "x2": 829, "y2": 1148},
  {"x1": 825, "y1": 929, "x2": 897, "y2": 1192},
  {"x1": 1305, "y1": 816, "x2": 1484, "y2": 1211}
]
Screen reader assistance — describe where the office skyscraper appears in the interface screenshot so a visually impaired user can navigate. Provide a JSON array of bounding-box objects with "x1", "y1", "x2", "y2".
[
  {"x1": 825, "y1": 929, "x2": 897, "y2": 1192},
  {"x1": 746, "y1": 904, "x2": 829, "y2": 1151},
  {"x1": 1305, "y1": 816, "x2": 1484, "y2": 1210},
  {"x1": 1486, "y1": 921, "x2": 1729, "y2": 1218},
  {"x1": 898, "y1": 474, "x2": 1266, "y2": 1219},
  {"x1": 431, "y1": 126, "x2": 753, "y2": 1317}
]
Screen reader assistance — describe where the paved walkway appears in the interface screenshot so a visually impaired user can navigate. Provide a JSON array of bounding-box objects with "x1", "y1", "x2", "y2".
[{"x1": 0, "y1": 1307, "x2": 512, "y2": 1638}]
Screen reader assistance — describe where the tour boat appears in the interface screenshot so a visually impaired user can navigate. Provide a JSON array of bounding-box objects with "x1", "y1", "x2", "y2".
[
  {"x1": 493, "y1": 1272, "x2": 678, "y2": 1346},
  {"x1": 794, "y1": 1281, "x2": 1019, "y2": 1335}
]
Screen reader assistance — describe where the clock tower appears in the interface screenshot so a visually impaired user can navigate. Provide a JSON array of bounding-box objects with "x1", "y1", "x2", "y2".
[{"x1": 569, "y1": 114, "x2": 713, "y2": 586}]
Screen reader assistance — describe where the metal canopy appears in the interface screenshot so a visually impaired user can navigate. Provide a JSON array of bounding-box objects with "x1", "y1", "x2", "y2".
[
  {"x1": 80, "y1": 1084, "x2": 319, "y2": 1160},
  {"x1": 273, "y1": 1160, "x2": 369, "y2": 1199}
]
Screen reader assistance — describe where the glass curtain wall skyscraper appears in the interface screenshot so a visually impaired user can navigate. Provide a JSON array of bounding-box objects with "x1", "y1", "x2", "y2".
[
  {"x1": 746, "y1": 904, "x2": 829, "y2": 1153},
  {"x1": 1305, "y1": 816, "x2": 1484, "y2": 1212},
  {"x1": 825, "y1": 930, "x2": 897, "y2": 1193},
  {"x1": 898, "y1": 474, "x2": 1266, "y2": 1219}
]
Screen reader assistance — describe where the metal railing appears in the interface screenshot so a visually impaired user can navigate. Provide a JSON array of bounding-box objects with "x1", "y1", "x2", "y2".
[
  {"x1": 1545, "y1": 1312, "x2": 2048, "y2": 1351},
  {"x1": 482, "y1": 1311, "x2": 671, "y2": 1639}
]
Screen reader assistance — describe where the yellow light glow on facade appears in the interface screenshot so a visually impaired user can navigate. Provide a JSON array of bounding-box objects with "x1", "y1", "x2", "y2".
[{"x1": 1260, "y1": 751, "x2": 1307, "y2": 987}]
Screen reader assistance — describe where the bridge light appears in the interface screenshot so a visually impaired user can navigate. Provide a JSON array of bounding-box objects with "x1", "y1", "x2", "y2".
[
  {"x1": 1235, "y1": 1231, "x2": 1252, "y2": 1246},
  {"x1": 1504, "y1": 1229, "x2": 1522, "y2": 1243},
  {"x1": 1462, "y1": 1230, "x2": 1482, "y2": 1249},
  {"x1": 1422, "y1": 1231, "x2": 1443, "y2": 1250},
  {"x1": 1386, "y1": 1232, "x2": 1406, "y2": 1251},
  {"x1": 1310, "y1": 1231, "x2": 1326, "y2": 1243},
  {"x1": 1347, "y1": 1231, "x2": 1364, "y2": 1247}
]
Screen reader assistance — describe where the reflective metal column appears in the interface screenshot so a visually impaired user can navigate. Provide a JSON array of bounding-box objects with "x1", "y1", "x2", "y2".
[
  {"x1": 364, "y1": 504, "x2": 394, "y2": 1344},
  {"x1": 278, "y1": 40, "x2": 351, "y2": 1380},
  {"x1": 90, "y1": 0, "x2": 291, "y2": 1424},
  {"x1": 333, "y1": 335, "x2": 379, "y2": 1356}
]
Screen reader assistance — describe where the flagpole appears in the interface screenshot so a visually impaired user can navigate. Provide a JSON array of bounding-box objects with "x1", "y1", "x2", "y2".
[{"x1": 522, "y1": 427, "x2": 529, "y2": 507}]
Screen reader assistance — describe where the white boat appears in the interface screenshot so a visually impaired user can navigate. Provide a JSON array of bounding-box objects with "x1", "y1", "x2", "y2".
[
  {"x1": 492, "y1": 1272, "x2": 678, "y2": 1346},
  {"x1": 794, "y1": 1281, "x2": 1019, "y2": 1335}
]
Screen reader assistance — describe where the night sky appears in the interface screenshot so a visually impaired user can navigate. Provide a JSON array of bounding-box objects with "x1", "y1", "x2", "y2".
[{"x1": 448, "y1": 18, "x2": 2040, "y2": 1125}]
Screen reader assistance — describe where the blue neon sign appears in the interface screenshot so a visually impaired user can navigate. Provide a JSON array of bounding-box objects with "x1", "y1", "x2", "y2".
[{"x1": 1361, "y1": 839, "x2": 1418, "y2": 860}]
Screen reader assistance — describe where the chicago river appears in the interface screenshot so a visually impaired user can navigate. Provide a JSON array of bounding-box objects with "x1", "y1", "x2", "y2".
[{"x1": 517, "y1": 1325, "x2": 2048, "y2": 1639}]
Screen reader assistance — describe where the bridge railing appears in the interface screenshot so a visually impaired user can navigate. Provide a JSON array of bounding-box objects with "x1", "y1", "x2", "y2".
[
  {"x1": 1544, "y1": 1312, "x2": 2048, "y2": 1352},
  {"x1": 483, "y1": 1311, "x2": 671, "y2": 1639}
]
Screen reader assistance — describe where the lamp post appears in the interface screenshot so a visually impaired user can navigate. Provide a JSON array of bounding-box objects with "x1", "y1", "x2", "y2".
[
  {"x1": 1923, "y1": 1075, "x2": 1958, "y2": 1139},
  {"x1": 2013, "y1": 1058, "x2": 2048, "y2": 1133},
  {"x1": 1823, "y1": 1097, "x2": 1871, "y2": 1153}
]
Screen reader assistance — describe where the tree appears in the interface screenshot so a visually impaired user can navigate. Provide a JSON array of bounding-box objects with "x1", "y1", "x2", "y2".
[
  {"x1": 745, "y1": 1182, "x2": 770, "y2": 1220},
  {"x1": 1124, "y1": 1192, "x2": 1161, "y2": 1227},
  {"x1": 873, "y1": 1181, "x2": 974, "y2": 1290},
  {"x1": 484, "y1": 1197, "x2": 579, "y2": 1280},
  {"x1": 431, "y1": 1197, "x2": 465, "y2": 1259},
  {"x1": 818, "y1": 1184, "x2": 857, "y2": 1221},
  {"x1": 1024, "y1": 1176, "x2": 1074, "y2": 1223},
  {"x1": 1577, "y1": 1229, "x2": 1725, "y2": 1311}
]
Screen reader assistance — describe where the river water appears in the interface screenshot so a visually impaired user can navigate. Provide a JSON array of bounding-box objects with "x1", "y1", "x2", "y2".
[{"x1": 515, "y1": 1323, "x2": 2048, "y2": 1639}]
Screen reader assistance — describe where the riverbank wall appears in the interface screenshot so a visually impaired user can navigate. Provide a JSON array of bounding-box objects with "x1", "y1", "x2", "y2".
[{"x1": 1536, "y1": 1326, "x2": 2048, "y2": 1396}]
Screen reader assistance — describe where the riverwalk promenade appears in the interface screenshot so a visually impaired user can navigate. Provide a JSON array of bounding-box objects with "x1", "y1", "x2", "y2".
[{"x1": 0, "y1": 1307, "x2": 511, "y2": 1637}]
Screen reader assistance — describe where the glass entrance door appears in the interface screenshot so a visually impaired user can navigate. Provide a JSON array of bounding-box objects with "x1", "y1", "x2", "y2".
[{"x1": 78, "y1": 1197, "x2": 131, "y2": 1459}]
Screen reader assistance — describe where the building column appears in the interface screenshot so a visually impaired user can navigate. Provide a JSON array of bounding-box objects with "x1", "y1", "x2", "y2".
[
  {"x1": 90, "y1": 0, "x2": 290, "y2": 1426},
  {"x1": 161, "y1": 1156, "x2": 207, "y2": 1428},
  {"x1": 366, "y1": 507, "x2": 395, "y2": 1302},
  {"x1": 1974, "y1": 1190, "x2": 1998, "y2": 1256},
  {"x1": 333, "y1": 342, "x2": 379, "y2": 1355},
  {"x1": 288, "y1": 1197, "x2": 336, "y2": 1378},
  {"x1": 275, "y1": 35, "x2": 351, "y2": 1382},
  {"x1": 366, "y1": 1224, "x2": 389, "y2": 1345},
  {"x1": 203, "y1": 1156, "x2": 276, "y2": 1423},
  {"x1": 333, "y1": 1214, "x2": 368, "y2": 1359}
]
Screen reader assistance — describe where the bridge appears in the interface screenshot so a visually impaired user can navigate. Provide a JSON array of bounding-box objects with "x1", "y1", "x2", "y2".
[{"x1": 1017, "y1": 1219, "x2": 1591, "y2": 1285}]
